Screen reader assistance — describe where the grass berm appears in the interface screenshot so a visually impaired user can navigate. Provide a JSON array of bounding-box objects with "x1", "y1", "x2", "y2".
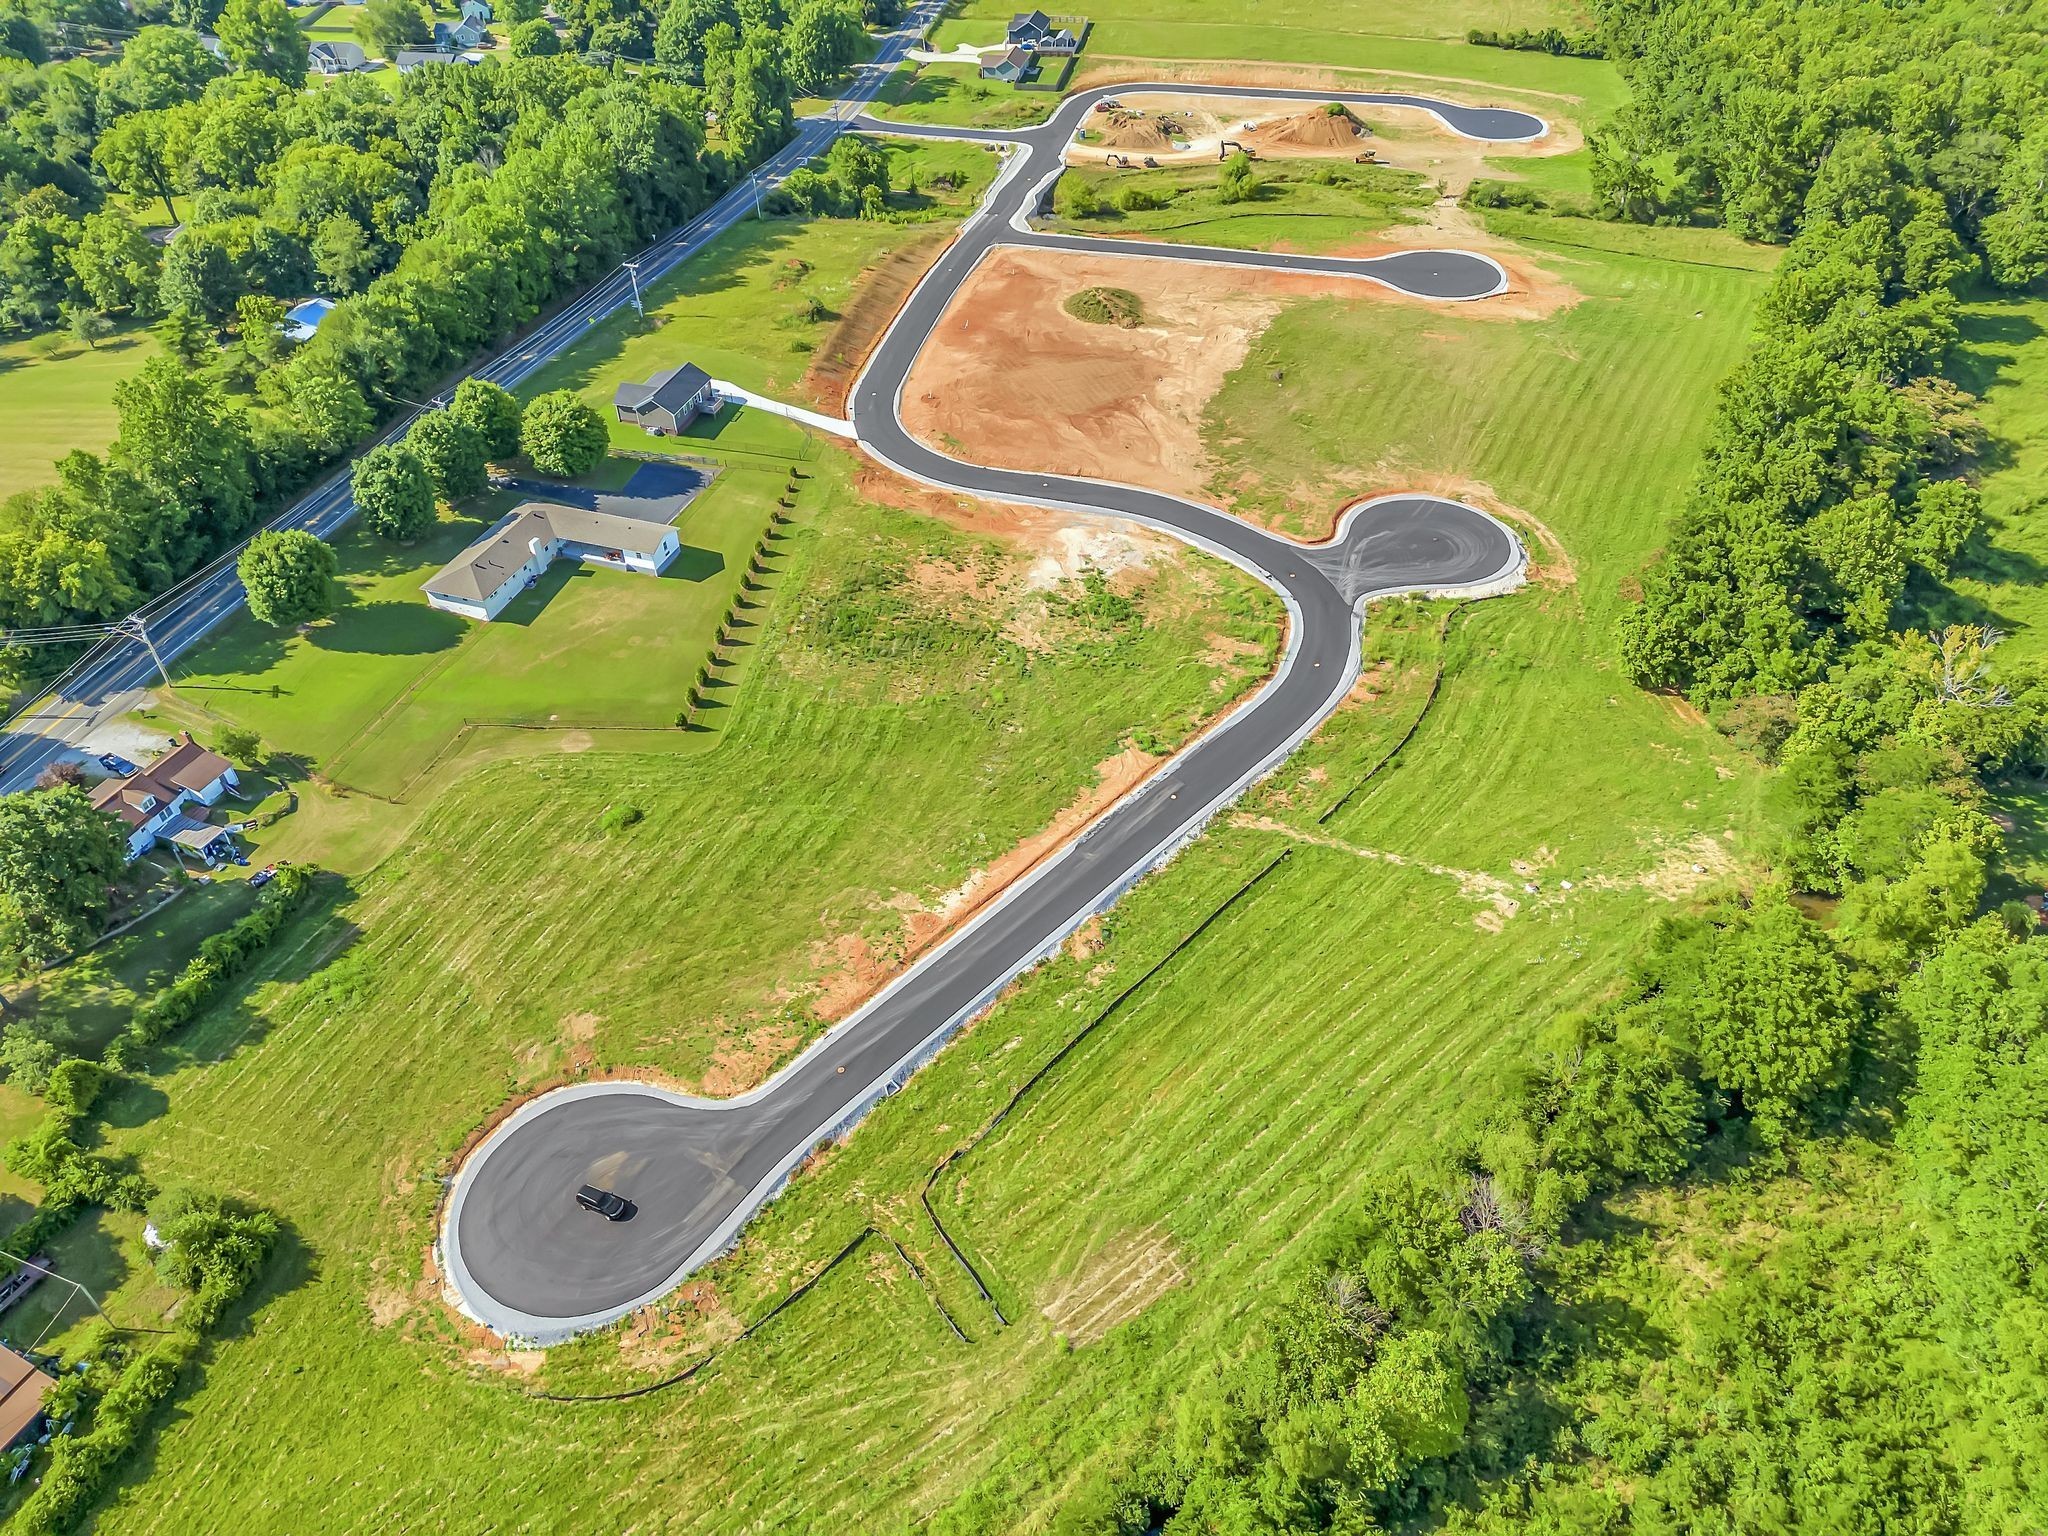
[{"x1": 1064, "y1": 286, "x2": 1146, "y2": 327}]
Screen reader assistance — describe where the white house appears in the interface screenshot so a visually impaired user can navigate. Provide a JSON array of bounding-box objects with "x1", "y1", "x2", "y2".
[
  {"x1": 89, "y1": 736, "x2": 241, "y2": 864},
  {"x1": 422, "y1": 501, "x2": 683, "y2": 622}
]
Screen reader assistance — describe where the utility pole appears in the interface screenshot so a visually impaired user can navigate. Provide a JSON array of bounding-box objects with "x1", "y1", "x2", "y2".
[
  {"x1": 122, "y1": 616, "x2": 171, "y2": 691},
  {"x1": 624, "y1": 259, "x2": 645, "y2": 317}
]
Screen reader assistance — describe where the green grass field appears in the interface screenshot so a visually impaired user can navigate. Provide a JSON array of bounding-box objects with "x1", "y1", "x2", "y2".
[
  {"x1": 0, "y1": 326, "x2": 157, "y2": 501},
  {"x1": 18, "y1": 175, "x2": 1788, "y2": 1530},
  {"x1": 933, "y1": 0, "x2": 1591, "y2": 50},
  {"x1": 517, "y1": 140, "x2": 1001, "y2": 444},
  {"x1": 924, "y1": 0, "x2": 1619, "y2": 115},
  {"x1": 145, "y1": 464, "x2": 776, "y2": 802},
  {"x1": 1053, "y1": 156, "x2": 1433, "y2": 252},
  {"x1": 872, "y1": 61, "x2": 1066, "y2": 127}
]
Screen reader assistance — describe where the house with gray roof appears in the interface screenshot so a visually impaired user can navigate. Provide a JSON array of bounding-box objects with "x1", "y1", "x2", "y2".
[
  {"x1": 395, "y1": 46, "x2": 479, "y2": 70},
  {"x1": 612, "y1": 364, "x2": 717, "y2": 436},
  {"x1": 422, "y1": 502, "x2": 683, "y2": 622},
  {"x1": 433, "y1": 15, "x2": 488, "y2": 49},
  {"x1": 979, "y1": 43, "x2": 1034, "y2": 82},
  {"x1": 307, "y1": 39, "x2": 368, "y2": 73}
]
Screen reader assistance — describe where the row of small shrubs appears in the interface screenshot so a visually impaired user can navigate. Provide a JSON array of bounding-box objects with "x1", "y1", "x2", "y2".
[
  {"x1": 114, "y1": 865, "x2": 316, "y2": 1059},
  {"x1": 1465, "y1": 24, "x2": 1605, "y2": 56},
  {"x1": 1463, "y1": 178, "x2": 1549, "y2": 212},
  {"x1": 680, "y1": 494, "x2": 795, "y2": 725}
]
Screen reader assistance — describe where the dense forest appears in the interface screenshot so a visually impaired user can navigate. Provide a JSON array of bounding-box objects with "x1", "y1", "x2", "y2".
[
  {"x1": 1054, "y1": 2, "x2": 2048, "y2": 1532},
  {"x1": 0, "y1": 0, "x2": 884, "y2": 655}
]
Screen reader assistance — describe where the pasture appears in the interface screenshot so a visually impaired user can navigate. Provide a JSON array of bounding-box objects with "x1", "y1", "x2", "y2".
[{"x1": 50, "y1": 192, "x2": 1787, "y2": 1531}]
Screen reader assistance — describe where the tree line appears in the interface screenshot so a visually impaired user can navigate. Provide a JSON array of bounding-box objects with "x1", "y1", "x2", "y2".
[
  {"x1": 1032, "y1": 0, "x2": 2048, "y2": 1529},
  {"x1": 0, "y1": 0, "x2": 880, "y2": 671}
]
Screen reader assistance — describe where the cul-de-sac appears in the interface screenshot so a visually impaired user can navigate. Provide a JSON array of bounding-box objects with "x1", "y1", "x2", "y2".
[{"x1": 0, "y1": 0, "x2": 2041, "y2": 1528}]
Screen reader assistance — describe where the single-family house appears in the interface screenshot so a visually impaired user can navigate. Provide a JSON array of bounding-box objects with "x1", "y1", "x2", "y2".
[
  {"x1": 0, "y1": 1347, "x2": 54, "y2": 1453},
  {"x1": 433, "y1": 16, "x2": 488, "y2": 49},
  {"x1": 1007, "y1": 8, "x2": 1051, "y2": 43},
  {"x1": 307, "y1": 39, "x2": 368, "y2": 73},
  {"x1": 88, "y1": 736, "x2": 242, "y2": 865},
  {"x1": 422, "y1": 502, "x2": 683, "y2": 622},
  {"x1": 979, "y1": 43, "x2": 1033, "y2": 82},
  {"x1": 283, "y1": 296, "x2": 333, "y2": 342},
  {"x1": 460, "y1": 0, "x2": 493, "y2": 24},
  {"x1": 395, "y1": 46, "x2": 474, "y2": 70},
  {"x1": 1038, "y1": 23, "x2": 1080, "y2": 52},
  {"x1": 611, "y1": 364, "x2": 718, "y2": 435}
]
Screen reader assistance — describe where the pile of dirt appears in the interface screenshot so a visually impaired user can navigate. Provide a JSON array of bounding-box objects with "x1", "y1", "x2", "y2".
[
  {"x1": 1064, "y1": 285, "x2": 1144, "y2": 328},
  {"x1": 1248, "y1": 104, "x2": 1368, "y2": 153},
  {"x1": 1097, "y1": 110, "x2": 1180, "y2": 150}
]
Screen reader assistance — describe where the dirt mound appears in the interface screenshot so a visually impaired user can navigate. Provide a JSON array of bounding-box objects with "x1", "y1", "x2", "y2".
[
  {"x1": 1248, "y1": 104, "x2": 1367, "y2": 153},
  {"x1": 1097, "y1": 110, "x2": 1181, "y2": 150}
]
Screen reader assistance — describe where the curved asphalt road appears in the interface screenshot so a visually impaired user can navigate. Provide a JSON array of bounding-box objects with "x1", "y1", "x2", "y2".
[{"x1": 443, "y1": 82, "x2": 1539, "y2": 1339}]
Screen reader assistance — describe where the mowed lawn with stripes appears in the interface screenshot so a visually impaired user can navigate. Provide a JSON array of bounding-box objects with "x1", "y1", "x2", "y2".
[{"x1": 71, "y1": 222, "x2": 1775, "y2": 1530}]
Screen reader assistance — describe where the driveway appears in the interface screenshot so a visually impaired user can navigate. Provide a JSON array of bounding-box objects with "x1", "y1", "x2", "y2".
[{"x1": 501, "y1": 461, "x2": 714, "y2": 527}]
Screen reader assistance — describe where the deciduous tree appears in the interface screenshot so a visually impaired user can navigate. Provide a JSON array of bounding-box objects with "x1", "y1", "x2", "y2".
[
  {"x1": 237, "y1": 528, "x2": 337, "y2": 626},
  {"x1": 518, "y1": 390, "x2": 608, "y2": 477},
  {"x1": 0, "y1": 786, "x2": 127, "y2": 973},
  {"x1": 351, "y1": 441, "x2": 436, "y2": 540}
]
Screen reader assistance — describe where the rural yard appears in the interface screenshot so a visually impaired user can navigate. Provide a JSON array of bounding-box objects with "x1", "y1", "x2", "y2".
[{"x1": 0, "y1": 0, "x2": 2039, "y2": 1532}]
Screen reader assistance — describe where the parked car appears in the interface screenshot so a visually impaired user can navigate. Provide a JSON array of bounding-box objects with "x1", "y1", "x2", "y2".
[
  {"x1": 575, "y1": 1184, "x2": 633, "y2": 1220},
  {"x1": 96, "y1": 752, "x2": 135, "y2": 775},
  {"x1": 249, "y1": 867, "x2": 276, "y2": 889}
]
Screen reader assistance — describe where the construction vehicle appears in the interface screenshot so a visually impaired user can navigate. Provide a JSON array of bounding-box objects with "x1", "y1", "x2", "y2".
[
  {"x1": 1354, "y1": 149, "x2": 1378, "y2": 163},
  {"x1": 1104, "y1": 152, "x2": 1130, "y2": 167},
  {"x1": 1219, "y1": 140, "x2": 1255, "y2": 160},
  {"x1": 1142, "y1": 156, "x2": 1159, "y2": 168}
]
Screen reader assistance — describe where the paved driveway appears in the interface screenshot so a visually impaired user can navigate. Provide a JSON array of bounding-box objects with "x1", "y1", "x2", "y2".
[{"x1": 502, "y1": 461, "x2": 713, "y2": 526}]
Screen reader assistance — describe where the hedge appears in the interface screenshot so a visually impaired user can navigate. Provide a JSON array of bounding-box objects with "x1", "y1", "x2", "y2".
[
  {"x1": 121, "y1": 866, "x2": 316, "y2": 1052},
  {"x1": 8, "y1": 1334, "x2": 199, "y2": 1536}
]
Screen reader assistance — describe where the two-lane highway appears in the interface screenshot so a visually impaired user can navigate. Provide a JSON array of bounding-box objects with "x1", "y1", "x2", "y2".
[
  {"x1": 442, "y1": 81, "x2": 1541, "y2": 1341},
  {"x1": 0, "y1": 0, "x2": 945, "y2": 793}
]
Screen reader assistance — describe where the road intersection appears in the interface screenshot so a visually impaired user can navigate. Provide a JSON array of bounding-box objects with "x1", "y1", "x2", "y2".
[{"x1": 441, "y1": 80, "x2": 1539, "y2": 1340}]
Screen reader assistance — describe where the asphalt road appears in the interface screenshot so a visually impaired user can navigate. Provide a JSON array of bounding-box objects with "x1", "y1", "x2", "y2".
[
  {"x1": 0, "y1": 1, "x2": 944, "y2": 794},
  {"x1": 443, "y1": 82, "x2": 1537, "y2": 1340}
]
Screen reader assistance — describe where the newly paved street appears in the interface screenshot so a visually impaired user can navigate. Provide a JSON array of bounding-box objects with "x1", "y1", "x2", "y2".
[{"x1": 443, "y1": 82, "x2": 1536, "y2": 1340}]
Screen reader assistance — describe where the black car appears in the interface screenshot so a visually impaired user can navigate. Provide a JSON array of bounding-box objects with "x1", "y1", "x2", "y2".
[{"x1": 575, "y1": 1184, "x2": 632, "y2": 1220}]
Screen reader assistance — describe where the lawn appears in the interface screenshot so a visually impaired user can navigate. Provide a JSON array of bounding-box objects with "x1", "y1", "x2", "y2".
[
  {"x1": 932, "y1": 0, "x2": 1591, "y2": 49},
  {"x1": 0, "y1": 880, "x2": 258, "y2": 1081},
  {"x1": 872, "y1": 61, "x2": 1065, "y2": 128},
  {"x1": 146, "y1": 462, "x2": 777, "y2": 803},
  {"x1": 516, "y1": 140, "x2": 1002, "y2": 438},
  {"x1": 1052, "y1": 156, "x2": 1434, "y2": 252},
  {"x1": 923, "y1": 0, "x2": 1621, "y2": 119},
  {"x1": 25, "y1": 180, "x2": 1788, "y2": 1531},
  {"x1": 0, "y1": 326, "x2": 157, "y2": 501}
]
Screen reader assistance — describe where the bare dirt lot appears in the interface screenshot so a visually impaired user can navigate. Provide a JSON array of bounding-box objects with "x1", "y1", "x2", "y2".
[
  {"x1": 1068, "y1": 78, "x2": 1581, "y2": 188},
  {"x1": 898, "y1": 244, "x2": 1564, "y2": 508}
]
